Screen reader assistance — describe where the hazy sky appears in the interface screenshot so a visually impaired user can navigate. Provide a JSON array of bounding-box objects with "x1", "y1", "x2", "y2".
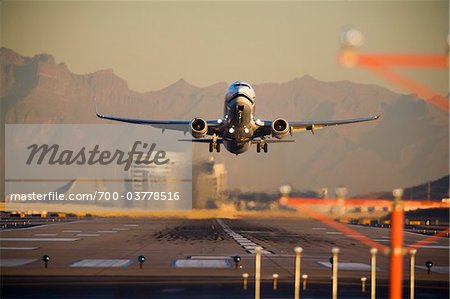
[{"x1": 1, "y1": 1, "x2": 448, "y2": 94}]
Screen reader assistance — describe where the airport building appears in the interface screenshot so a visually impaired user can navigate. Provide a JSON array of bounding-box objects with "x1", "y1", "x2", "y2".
[{"x1": 193, "y1": 157, "x2": 227, "y2": 209}]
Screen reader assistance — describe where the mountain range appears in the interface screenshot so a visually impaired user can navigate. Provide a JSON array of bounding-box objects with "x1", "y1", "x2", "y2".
[{"x1": 1, "y1": 47, "x2": 448, "y2": 196}]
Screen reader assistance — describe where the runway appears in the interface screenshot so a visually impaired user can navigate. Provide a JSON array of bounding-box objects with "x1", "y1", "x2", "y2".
[{"x1": 1, "y1": 215, "x2": 448, "y2": 298}]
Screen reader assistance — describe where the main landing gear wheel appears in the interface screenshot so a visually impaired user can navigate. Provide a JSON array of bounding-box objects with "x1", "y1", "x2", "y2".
[{"x1": 256, "y1": 143, "x2": 267, "y2": 153}]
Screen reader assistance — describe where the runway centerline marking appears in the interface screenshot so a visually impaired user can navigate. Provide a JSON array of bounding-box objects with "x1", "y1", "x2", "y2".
[
  {"x1": 34, "y1": 234, "x2": 57, "y2": 237},
  {"x1": 76, "y1": 234, "x2": 100, "y2": 237}
]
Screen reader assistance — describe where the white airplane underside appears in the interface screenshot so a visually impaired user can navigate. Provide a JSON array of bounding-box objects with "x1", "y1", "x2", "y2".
[{"x1": 96, "y1": 81, "x2": 379, "y2": 155}]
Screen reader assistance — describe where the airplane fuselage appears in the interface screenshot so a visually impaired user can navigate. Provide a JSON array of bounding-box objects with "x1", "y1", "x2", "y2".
[{"x1": 221, "y1": 81, "x2": 257, "y2": 154}]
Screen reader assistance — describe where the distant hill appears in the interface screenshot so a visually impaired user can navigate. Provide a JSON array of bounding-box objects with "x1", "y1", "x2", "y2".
[
  {"x1": 356, "y1": 175, "x2": 449, "y2": 201},
  {"x1": 1, "y1": 47, "x2": 448, "y2": 196}
]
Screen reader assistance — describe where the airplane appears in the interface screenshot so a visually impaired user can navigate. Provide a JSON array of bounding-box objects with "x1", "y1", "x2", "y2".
[{"x1": 96, "y1": 80, "x2": 380, "y2": 155}]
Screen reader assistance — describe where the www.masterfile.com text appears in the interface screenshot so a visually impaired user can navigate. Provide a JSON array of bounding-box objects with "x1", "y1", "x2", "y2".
[{"x1": 8, "y1": 191, "x2": 181, "y2": 202}]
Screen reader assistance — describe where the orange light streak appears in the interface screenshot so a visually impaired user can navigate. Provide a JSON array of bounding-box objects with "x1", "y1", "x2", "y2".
[
  {"x1": 288, "y1": 200, "x2": 388, "y2": 252},
  {"x1": 357, "y1": 54, "x2": 449, "y2": 69},
  {"x1": 408, "y1": 228, "x2": 450, "y2": 249},
  {"x1": 338, "y1": 51, "x2": 450, "y2": 112}
]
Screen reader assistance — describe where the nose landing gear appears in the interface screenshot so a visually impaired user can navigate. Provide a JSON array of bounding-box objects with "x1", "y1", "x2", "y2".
[
  {"x1": 209, "y1": 142, "x2": 220, "y2": 152},
  {"x1": 209, "y1": 135, "x2": 220, "y2": 152}
]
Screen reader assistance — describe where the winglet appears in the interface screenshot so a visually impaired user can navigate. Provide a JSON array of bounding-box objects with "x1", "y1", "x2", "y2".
[{"x1": 94, "y1": 97, "x2": 104, "y2": 118}]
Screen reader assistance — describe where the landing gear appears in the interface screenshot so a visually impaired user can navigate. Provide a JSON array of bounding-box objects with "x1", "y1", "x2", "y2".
[
  {"x1": 256, "y1": 142, "x2": 268, "y2": 153},
  {"x1": 208, "y1": 134, "x2": 220, "y2": 153},
  {"x1": 209, "y1": 141, "x2": 220, "y2": 152}
]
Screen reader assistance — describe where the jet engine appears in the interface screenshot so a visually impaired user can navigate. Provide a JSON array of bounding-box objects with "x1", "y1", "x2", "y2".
[
  {"x1": 271, "y1": 118, "x2": 290, "y2": 139},
  {"x1": 190, "y1": 118, "x2": 208, "y2": 138}
]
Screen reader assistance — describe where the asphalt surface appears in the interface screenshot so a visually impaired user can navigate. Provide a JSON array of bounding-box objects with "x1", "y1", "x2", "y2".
[{"x1": 1, "y1": 216, "x2": 449, "y2": 298}]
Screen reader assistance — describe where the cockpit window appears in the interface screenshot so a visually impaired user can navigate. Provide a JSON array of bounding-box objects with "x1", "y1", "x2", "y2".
[{"x1": 233, "y1": 82, "x2": 250, "y2": 88}]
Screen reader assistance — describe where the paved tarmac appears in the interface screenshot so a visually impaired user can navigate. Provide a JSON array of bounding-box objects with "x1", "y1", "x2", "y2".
[{"x1": 1, "y1": 215, "x2": 448, "y2": 298}]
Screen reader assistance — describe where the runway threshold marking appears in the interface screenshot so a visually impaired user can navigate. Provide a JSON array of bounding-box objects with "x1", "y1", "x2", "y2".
[
  {"x1": 189, "y1": 256, "x2": 233, "y2": 260},
  {"x1": 172, "y1": 259, "x2": 231, "y2": 268},
  {"x1": 216, "y1": 219, "x2": 273, "y2": 255},
  {"x1": 62, "y1": 230, "x2": 82, "y2": 233},
  {"x1": 409, "y1": 245, "x2": 449, "y2": 249},
  {"x1": 0, "y1": 238, "x2": 79, "y2": 242},
  {"x1": 1, "y1": 225, "x2": 48, "y2": 232},
  {"x1": 34, "y1": 234, "x2": 57, "y2": 237},
  {"x1": 76, "y1": 234, "x2": 100, "y2": 237},
  {"x1": 0, "y1": 247, "x2": 38, "y2": 250},
  {"x1": 317, "y1": 261, "x2": 381, "y2": 271},
  {"x1": 0, "y1": 259, "x2": 37, "y2": 267},
  {"x1": 416, "y1": 265, "x2": 449, "y2": 273},
  {"x1": 70, "y1": 259, "x2": 131, "y2": 267},
  {"x1": 97, "y1": 230, "x2": 118, "y2": 233}
]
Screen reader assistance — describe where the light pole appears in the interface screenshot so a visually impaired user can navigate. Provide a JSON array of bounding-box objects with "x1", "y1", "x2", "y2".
[
  {"x1": 410, "y1": 249, "x2": 417, "y2": 299},
  {"x1": 294, "y1": 247, "x2": 303, "y2": 299},
  {"x1": 331, "y1": 247, "x2": 340, "y2": 299},
  {"x1": 254, "y1": 246, "x2": 262, "y2": 299},
  {"x1": 370, "y1": 247, "x2": 378, "y2": 299},
  {"x1": 390, "y1": 188, "x2": 404, "y2": 299}
]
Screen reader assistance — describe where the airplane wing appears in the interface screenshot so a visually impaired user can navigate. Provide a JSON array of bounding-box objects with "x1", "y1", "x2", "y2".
[
  {"x1": 250, "y1": 139, "x2": 295, "y2": 144},
  {"x1": 178, "y1": 138, "x2": 223, "y2": 143},
  {"x1": 255, "y1": 115, "x2": 380, "y2": 136},
  {"x1": 289, "y1": 115, "x2": 380, "y2": 133},
  {"x1": 96, "y1": 112, "x2": 220, "y2": 134}
]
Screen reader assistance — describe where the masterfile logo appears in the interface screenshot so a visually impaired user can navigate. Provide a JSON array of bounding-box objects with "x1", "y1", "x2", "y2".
[
  {"x1": 25, "y1": 141, "x2": 170, "y2": 171},
  {"x1": 5, "y1": 124, "x2": 192, "y2": 212}
]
